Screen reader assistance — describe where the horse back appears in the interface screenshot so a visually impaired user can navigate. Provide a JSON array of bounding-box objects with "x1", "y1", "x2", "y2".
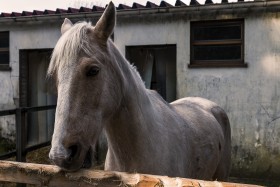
[{"x1": 171, "y1": 97, "x2": 231, "y2": 180}]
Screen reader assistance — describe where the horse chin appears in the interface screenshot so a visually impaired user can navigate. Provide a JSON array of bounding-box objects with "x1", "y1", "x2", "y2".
[{"x1": 58, "y1": 148, "x2": 92, "y2": 172}]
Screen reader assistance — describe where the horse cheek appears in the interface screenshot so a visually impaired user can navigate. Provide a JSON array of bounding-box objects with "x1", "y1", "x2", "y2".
[{"x1": 101, "y1": 79, "x2": 122, "y2": 118}]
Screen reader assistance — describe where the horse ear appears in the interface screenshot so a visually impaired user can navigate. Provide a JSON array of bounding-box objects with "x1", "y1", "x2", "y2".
[
  {"x1": 61, "y1": 18, "x2": 73, "y2": 35},
  {"x1": 94, "y1": 1, "x2": 116, "y2": 40}
]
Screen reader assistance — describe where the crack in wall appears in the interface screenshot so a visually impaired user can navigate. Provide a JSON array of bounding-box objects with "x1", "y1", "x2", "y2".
[{"x1": 261, "y1": 104, "x2": 280, "y2": 125}]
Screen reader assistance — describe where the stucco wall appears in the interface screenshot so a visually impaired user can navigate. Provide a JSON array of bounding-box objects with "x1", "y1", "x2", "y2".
[
  {"x1": 0, "y1": 22, "x2": 61, "y2": 140},
  {"x1": 184, "y1": 16, "x2": 280, "y2": 179},
  {"x1": 0, "y1": 69, "x2": 16, "y2": 141},
  {"x1": 114, "y1": 14, "x2": 280, "y2": 179}
]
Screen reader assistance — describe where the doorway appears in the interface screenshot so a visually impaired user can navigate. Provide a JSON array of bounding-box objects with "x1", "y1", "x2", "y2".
[
  {"x1": 126, "y1": 45, "x2": 177, "y2": 102},
  {"x1": 19, "y1": 49, "x2": 56, "y2": 146}
]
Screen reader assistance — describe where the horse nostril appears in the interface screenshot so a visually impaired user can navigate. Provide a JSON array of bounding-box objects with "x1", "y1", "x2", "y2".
[{"x1": 68, "y1": 144, "x2": 79, "y2": 161}]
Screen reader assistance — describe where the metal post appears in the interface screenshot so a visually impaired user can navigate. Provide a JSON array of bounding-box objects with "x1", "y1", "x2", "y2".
[
  {"x1": 15, "y1": 108, "x2": 26, "y2": 162},
  {"x1": 15, "y1": 108, "x2": 27, "y2": 187}
]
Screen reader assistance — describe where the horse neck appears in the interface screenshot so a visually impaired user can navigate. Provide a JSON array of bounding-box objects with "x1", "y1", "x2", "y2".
[
  {"x1": 104, "y1": 89, "x2": 158, "y2": 162},
  {"x1": 108, "y1": 41, "x2": 151, "y2": 116},
  {"x1": 104, "y1": 43, "x2": 161, "y2": 156}
]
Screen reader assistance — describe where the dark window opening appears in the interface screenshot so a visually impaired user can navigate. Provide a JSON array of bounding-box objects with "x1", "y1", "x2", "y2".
[
  {"x1": 0, "y1": 52, "x2": 9, "y2": 64},
  {"x1": 0, "y1": 31, "x2": 10, "y2": 70},
  {"x1": 19, "y1": 49, "x2": 56, "y2": 146},
  {"x1": 190, "y1": 19, "x2": 246, "y2": 68},
  {"x1": 193, "y1": 45, "x2": 241, "y2": 61},
  {"x1": 126, "y1": 45, "x2": 177, "y2": 102}
]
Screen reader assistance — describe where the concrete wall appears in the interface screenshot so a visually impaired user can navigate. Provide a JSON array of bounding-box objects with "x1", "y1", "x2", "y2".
[
  {"x1": 0, "y1": 70, "x2": 16, "y2": 140},
  {"x1": 0, "y1": 22, "x2": 61, "y2": 140},
  {"x1": 114, "y1": 14, "x2": 280, "y2": 179},
  {"x1": 185, "y1": 15, "x2": 280, "y2": 179}
]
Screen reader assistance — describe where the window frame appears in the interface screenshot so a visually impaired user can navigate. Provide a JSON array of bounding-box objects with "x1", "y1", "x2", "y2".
[
  {"x1": 0, "y1": 31, "x2": 11, "y2": 71},
  {"x1": 189, "y1": 19, "x2": 247, "y2": 68}
]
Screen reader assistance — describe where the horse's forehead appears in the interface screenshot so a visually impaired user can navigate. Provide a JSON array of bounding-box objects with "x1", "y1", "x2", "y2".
[{"x1": 49, "y1": 23, "x2": 111, "y2": 80}]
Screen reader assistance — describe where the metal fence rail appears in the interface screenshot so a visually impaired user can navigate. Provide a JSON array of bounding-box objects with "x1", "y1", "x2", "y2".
[{"x1": 0, "y1": 105, "x2": 56, "y2": 161}]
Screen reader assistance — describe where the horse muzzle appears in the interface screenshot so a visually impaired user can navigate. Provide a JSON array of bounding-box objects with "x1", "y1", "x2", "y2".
[{"x1": 49, "y1": 144, "x2": 92, "y2": 171}]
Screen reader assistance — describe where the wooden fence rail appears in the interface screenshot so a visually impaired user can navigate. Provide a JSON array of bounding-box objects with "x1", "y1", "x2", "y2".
[{"x1": 0, "y1": 161, "x2": 263, "y2": 187}]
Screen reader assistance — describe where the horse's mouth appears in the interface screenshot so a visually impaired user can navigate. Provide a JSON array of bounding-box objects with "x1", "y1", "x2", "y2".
[{"x1": 82, "y1": 148, "x2": 92, "y2": 169}]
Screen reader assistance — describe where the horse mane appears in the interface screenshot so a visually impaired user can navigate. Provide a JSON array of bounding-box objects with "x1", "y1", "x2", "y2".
[
  {"x1": 107, "y1": 41, "x2": 148, "y2": 96},
  {"x1": 47, "y1": 21, "x2": 93, "y2": 77}
]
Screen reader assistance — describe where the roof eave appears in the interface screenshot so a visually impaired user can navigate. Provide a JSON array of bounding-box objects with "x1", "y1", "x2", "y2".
[{"x1": 0, "y1": 1, "x2": 280, "y2": 23}]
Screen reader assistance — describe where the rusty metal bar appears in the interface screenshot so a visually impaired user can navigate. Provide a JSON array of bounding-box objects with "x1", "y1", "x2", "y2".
[
  {"x1": 21, "y1": 105, "x2": 56, "y2": 113},
  {"x1": 15, "y1": 108, "x2": 25, "y2": 162},
  {"x1": 0, "y1": 109, "x2": 16, "y2": 116}
]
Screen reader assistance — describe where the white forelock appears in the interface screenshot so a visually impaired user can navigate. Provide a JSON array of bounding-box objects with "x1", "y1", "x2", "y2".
[{"x1": 48, "y1": 21, "x2": 93, "y2": 77}]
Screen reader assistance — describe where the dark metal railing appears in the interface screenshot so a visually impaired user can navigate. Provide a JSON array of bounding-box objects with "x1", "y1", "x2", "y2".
[{"x1": 0, "y1": 105, "x2": 56, "y2": 161}]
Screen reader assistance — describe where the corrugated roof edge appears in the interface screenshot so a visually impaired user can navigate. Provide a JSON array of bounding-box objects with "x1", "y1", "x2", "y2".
[
  {"x1": 0, "y1": 0, "x2": 212, "y2": 17},
  {"x1": 0, "y1": 0, "x2": 280, "y2": 20}
]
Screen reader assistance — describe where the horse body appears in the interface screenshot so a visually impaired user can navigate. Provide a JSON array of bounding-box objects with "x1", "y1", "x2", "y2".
[
  {"x1": 171, "y1": 97, "x2": 231, "y2": 179},
  {"x1": 105, "y1": 86, "x2": 230, "y2": 179},
  {"x1": 48, "y1": 2, "x2": 231, "y2": 181}
]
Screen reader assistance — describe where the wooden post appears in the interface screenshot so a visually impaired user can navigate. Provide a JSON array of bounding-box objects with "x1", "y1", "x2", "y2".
[{"x1": 0, "y1": 161, "x2": 263, "y2": 187}]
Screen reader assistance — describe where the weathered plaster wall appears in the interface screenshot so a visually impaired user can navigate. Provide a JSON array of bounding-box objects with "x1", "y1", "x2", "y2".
[
  {"x1": 0, "y1": 22, "x2": 61, "y2": 140},
  {"x1": 183, "y1": 16, "x2": 280, "y2": 179},
  {"x1": 115, "y1": 14, "x2": 280, "y2": 179},
  {"x1": 0, "y1": 70, "x2": 15, "y2": 140}
]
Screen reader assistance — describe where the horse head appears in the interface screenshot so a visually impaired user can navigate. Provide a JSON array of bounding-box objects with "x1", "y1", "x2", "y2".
[{"x1": 48, "y1": 2, "x2": 121, "y2": 171}]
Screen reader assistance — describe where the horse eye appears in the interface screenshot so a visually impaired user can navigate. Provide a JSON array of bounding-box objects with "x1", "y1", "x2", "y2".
[{"x1": 86, "y1": 66, "x2": 100, "y2": 77}]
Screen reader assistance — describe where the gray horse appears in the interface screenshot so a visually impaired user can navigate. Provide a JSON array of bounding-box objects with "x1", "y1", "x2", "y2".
[{"x1": 48, "y1": 2, "x2": 231, "y2": 180}]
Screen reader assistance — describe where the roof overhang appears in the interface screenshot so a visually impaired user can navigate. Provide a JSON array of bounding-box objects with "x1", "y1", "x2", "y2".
[{"x1": 0, "y1": 1, "x2": 280, "y2": 24}]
